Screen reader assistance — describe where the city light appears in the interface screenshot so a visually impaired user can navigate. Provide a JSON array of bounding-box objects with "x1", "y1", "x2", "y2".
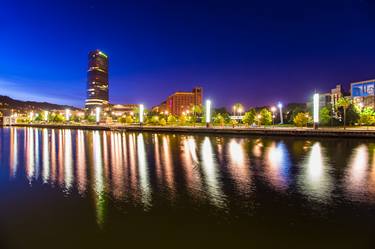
[
  {"x1": 271, "y1": 106, "x2": 276, "y2": 126},
  {"x1": 206, "y1": 100, "x2": 211, "y2": 126},
  {"x1": 29, "y1": 111, "x2": 34, "y2": 121},
  {"x1": 95, "y1": 107, "x2": 101, "y2": 123},
  {"x1": 65, "y1": 109, "x2": 70, "y2": 121},
  {"x1": 278, "y1": 102, "x2": 283, "y2": 124},
  {"x1": 44, "y1": 111, "x2": 49, "y2": 122},
  {"x1": 139, "y1": 104, "x2": 144, "y2": 124},
  {"x1": 313, "y1": 93, "x2": 319, "y2": 128}
]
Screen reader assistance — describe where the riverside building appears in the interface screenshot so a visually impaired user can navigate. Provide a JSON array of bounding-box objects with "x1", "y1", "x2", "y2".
[
  {"x1": 154, "y1": 87, "x2": 203, "y2": 116},
  {"x1": 85, "y1": 49, "x2": 109, "y2": 114}
]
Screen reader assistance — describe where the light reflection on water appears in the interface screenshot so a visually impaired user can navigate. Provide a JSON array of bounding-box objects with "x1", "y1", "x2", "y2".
[{"x1": 3, "y1": 127, "x2": 375, "y2": 226}]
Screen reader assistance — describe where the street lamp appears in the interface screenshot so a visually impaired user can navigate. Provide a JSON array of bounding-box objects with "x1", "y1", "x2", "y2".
[
  {"x1": 65, "y1": 109, "x2": 70, "y2": 122},
  {"x1": 271, "y1": 106, "x2": 276, "y2": 127},
  {"x1": 313, "y1": 93, "x2": 319, "y2": 129},
  {"x1": 95, "y1": 107, "x2": 101, "y2": 124},
  {"x1": 278, "y1": 102, "x2": 283, "y2": 124},
  {"x1": 44, "y1": 111, "x2": 49, "y2": 122},
  {"x1": 206, "y1": 99, "x2": 211, "y2": 127},
  {"x1": 139, "y1": 104, "x2": 144, "y2": 126}
]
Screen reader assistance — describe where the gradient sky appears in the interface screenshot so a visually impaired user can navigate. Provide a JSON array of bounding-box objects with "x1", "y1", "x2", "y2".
[{"x1": 1, "y1": 0, "x2": 375, "y2": 109}]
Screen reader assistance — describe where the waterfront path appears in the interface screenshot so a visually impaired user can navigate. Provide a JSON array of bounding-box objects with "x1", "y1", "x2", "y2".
[{"x1": 8, "y1": 123, "x2": 375, "y2": 138}]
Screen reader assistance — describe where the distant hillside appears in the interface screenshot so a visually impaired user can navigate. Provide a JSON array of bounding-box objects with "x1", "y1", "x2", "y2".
[{"x1": 0, "y1": 95, "x2": 80, "y2": 112}]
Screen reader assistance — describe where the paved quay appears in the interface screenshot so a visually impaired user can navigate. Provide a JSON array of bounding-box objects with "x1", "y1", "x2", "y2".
[{"x1": 8, "y1": 123, "x2": 375, "y2": 139}]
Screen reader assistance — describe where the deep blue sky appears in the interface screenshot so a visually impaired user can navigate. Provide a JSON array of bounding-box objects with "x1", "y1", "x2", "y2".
[{"x1": 1, "y1": 0, "x2": 375, "y2": 109}]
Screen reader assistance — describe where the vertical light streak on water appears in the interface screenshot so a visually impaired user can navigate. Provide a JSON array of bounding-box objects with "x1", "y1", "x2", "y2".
[
  {"x1": 34, "y1": 128, "x2": 40, "y2": 180},
  {"x1": 111, "y1": 132, "x2": 125, "y2": 200},
  {"x1": 299, "y1": 142, "x2": 332, "y2": 202},
  {"x1": 137, "y1": 133, "x2": 151, "y2": 208},
  {"x1": 162, "y1": 136, "x2": 175, "y2": 193},
  {"x1": 264, "y1": 142, "x2": 290, "y2": 190},
  {"x1": 64, "y1": 130, "x2": 73, "y2": 190},
  {"x1": 102, "y1": 132, "x2": 109, "y2": 182},
  {"x1": 93, "y1": 131, "x2": 105, "y2": 226},
  {"x1": 128, "y1": 134, "x2": 137, "y2": 193},
  {"x1": 227, "y1": 139, "x2": 251, "y2": 194},
  {"x1": 252, "y1": 139, "x2": 263, "y2": 158},
  {"x1": 26, "y1": 128, "x2": 35, "y2": 182},
  {"x1": 345, "y1": 144, "x2": 369, "y2": 200},
  {"x1": 153, "y1": 134, "x2": 162, "y2": 186},
  {"x1": 76, "y1": 130, "x2": 87, "y2": 195},
  {"x1": 201, "y1": 137, "x2": 225, "y2": 207},
  {"x1": 58, "y1": 130, "x2": 64, "y2": 186},
  {"x1": 50, "y1": 129, "x2": 57, "y2": 183},
  {"x1": 42, "y1": 129, "x2": 50, "y2": 183},
  {"x1": 181, "y1": 136, "x2": 201, "y2": 196},
  {"x1": 370, "y1": 150, "x2": 375, "y2": 195},
  {"x1": 9, "y1": 128, "x2": 18, "y2": 178}
]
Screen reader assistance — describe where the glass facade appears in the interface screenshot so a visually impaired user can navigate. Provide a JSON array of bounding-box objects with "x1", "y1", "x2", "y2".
[
  {"x1": 351, "y1": 80, "x2": 375, "y2": 97},
  {"x1": 85, "y1": 50, "x2": 109, "y2": 110}
]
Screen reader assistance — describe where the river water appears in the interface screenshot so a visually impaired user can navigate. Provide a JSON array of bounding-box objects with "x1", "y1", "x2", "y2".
[{"x1": 0, "y1": 127, "x2": 374, "y2": 248}]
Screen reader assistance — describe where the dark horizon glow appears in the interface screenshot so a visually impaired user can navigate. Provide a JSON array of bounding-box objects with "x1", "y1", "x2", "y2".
[{"x1": 2, "y1": 0, "x2": 375, "y2": 109}]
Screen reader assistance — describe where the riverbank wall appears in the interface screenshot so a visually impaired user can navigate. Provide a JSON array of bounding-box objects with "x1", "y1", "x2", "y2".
[{"x1": 8, "y1": 123, "x2": 375, "y2": 139}]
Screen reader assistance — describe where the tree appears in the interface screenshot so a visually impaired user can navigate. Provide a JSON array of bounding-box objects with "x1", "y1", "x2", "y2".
[
  {"x1": 336, "y1": 97, "x2": 351, "y2": 129},
  {"x1": 150, "y1": 115, "x2": 159, "y2": 125},
  {"x1": 125, "y1": 115, "x2": 134, "y2": 124},
  {"x1": 242, "y1": 109, "x2": 256, "y2": 126},
  {"x1": 286, "y1": 103, "x2": 307, "y2": 124},
  {"x1": 118, "y1": 116, "x2": 127, "y2": 124},
  {"x1": 179, "y1": 115, "x2": 187, "y2": 126},
  {"x1": 159, "y1": 118, "x2": 167, "y2": 126},
  {"x1": 213, "y1": 113, "x2": 225, "y2": 127},
  {"x1": 259, "y1": 108, "x2": 272, "y2": 125},
  {"x1": 319, "y1": 107, "x2": 331, "y2": 126},
  {"x1": 359, "y1": 107, "x2": 375, "y2": 129},
  {"x1": 167, "y1": 115, "x2": 177, "y2": 125},
  {"x1": 191, "y1": 105, "x2": 203, "y2": 126},
  {"x1": 293, "y1": 112, "x2": 311, "y2": 127}
]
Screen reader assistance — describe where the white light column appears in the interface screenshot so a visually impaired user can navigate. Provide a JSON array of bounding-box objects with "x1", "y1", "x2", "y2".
[
  {"x1": 139, "y1": 104, "x2": 144, "y2": 126},
  {"x1": 206, "y1": 100, "x2": 211, "y2": 128},
  {"x1": 278, "y1": 102, "x2": 283, "y2": 124},
  {"x1": 95, "y1": 107, "x2": 101, "y2": 124},
  {"x1": 65, "y1": 109, "x2": 71, "y2": 122},
  {"x1": 313, "y1": 93, "x2": 319, "y2": 129},
  {"x1": 44, "y1": 111, "x2": 49, "y2": 122}
]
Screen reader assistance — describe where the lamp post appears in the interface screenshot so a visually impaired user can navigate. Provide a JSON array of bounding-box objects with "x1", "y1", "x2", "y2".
[
  {"x1": 313, "y1": 93, "x2": 319, "y2": 129},
  {"x1": 278, "y1": 102, "x2": 283, "y2": 124},
  {"x1": 44, "y1": 111, "x2": 49, "y2": 122},
  {"x1": 206, "y1": 100, "x2": 211, "y2": 128},
  {"x1": 271, "y1": 106, "x2": 276, "y2": 127},
  {"x1": 139, "y1": 104, "x2": 144, "y2": 127},
  {"x1": 65, "y1": 109, "x2": 70, "y2": 123},
  {"x1": 95, "y1": 107, "x2": 101, "y2": 125}
]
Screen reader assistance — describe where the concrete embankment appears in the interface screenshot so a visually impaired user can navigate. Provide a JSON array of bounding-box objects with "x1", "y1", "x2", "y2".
[{"x1": 8, "y1": 123, "x2": 375, "y2": 139}]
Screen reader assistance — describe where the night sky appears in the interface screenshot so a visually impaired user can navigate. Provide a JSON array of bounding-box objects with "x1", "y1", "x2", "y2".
[{"x1": 1, "y1": 0, "x2": 375, "y2": 109}]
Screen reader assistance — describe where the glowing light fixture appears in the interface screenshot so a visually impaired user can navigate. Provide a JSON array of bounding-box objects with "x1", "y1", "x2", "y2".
[
  {"x1": 278, "y1": 102, "x2": 283, "y2": 124},
  {"x1": 65, "y1": 109, "x2": 70, "y2": 121},
  {"x1": 206, "y1": 100, "x2": 211, "y2": 125},
  {"x1": 313, "y1": 93, "x2": 319, "y2": 128},
  {"x1": 139, "y1": 104, "x2": 144, "y2": 124},
  {"x1": 44, "y1": 111, "x2": 49, "y2": 122},
  {"x1": 96, "y1": 107, "x2": 101, "y2": 123}
]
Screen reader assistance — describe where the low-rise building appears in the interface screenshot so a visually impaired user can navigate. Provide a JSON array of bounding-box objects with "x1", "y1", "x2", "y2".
[
  {"x1": 154, "y1": 87, "x2": 203, "y2": 116},
  {"x1": 350, "y1": 79, "x2": 375, "y2": 108}
]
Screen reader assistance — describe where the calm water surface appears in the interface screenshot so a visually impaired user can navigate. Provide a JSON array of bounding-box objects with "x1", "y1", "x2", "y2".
[{"x1": 0, "y1": 127, "x2": 374, "y2": 249}]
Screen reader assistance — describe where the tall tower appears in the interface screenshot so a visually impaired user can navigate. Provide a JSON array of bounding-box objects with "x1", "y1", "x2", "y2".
[{"x1": 85, "y1": 49, "x2": 109, "y2": 113}]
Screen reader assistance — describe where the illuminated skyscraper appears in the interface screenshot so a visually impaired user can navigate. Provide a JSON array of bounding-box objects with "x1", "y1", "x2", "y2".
[{"x1": 85, "y1": 49, "x2": 109, "y2": 113}]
